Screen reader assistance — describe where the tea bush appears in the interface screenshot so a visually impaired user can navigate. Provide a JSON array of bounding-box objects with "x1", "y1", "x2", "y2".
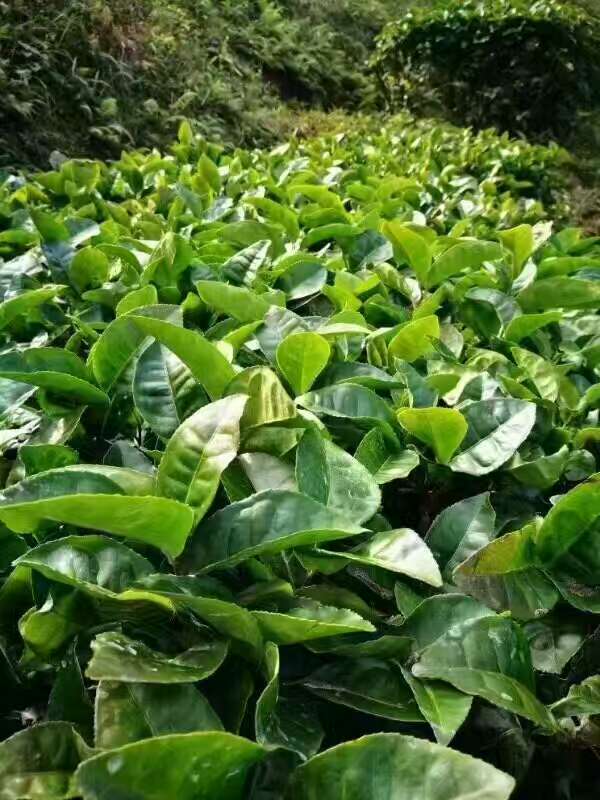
[
  {"x1": 0, "y1": 117, "x2": 597, "y2": 798},
  {"x1": 373, "y1": 0, "x2": 600, "y2": 143}
]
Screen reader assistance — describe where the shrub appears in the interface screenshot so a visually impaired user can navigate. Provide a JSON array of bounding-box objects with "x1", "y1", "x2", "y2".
[
  {"x1": 372, "y1": 0, "x2": 600, "y2": 142},
  {"x1": 0, "y1": 121, "x2": 597, "y2": 798}
]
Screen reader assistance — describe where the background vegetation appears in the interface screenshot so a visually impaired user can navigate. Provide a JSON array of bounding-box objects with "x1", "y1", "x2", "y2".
[{"x1": 0, "y1": 0, "x2": 402, "y2": 167}]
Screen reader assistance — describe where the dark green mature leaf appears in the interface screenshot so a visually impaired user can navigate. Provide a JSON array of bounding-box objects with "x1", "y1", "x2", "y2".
[
  {"x1": 355, "y1": 428, "x2": 420, "y2": 483},
  {"x1": 449, "y1": 399, "x2": 537, "y2": 475},
  {"x1": 400, "y1": 594, "x2": 496, "y2": 650},
  {"x1": 133, "y1": 341, "x2": 208, "y2": 439},
  {"x1": 426, "y1": 493, "x2": 495, "y2": 581},
  {"x1": 288, "y1": 733, "x2": 515, "y2": 800},
  {"x1": 75, "y1": 732, "x2": 266, "y2": 800},
  {"x1": 15, "y1": 535, "x2": 153, "y2": 597},
  {"x1": 303, "y1": 658, "x2": 423, "y2": 721},
  {"x1": 412, "y1": 616, "x2": 557, "y2": 729},
  {"x1": 180, "y1": 490, "x2": 365, "y2": 572},
  {"x1": 87, "y1": 632, "x2": 228, "y2": 683},
  {"x1": 400, "y1": 668, "x2": 473, "y2": 746},
  {"x1": 0, "y1": 723, "x2": 92, "y2": 800},
  {"x1": 133, "y1": 573, "x2": 263, "y2": 662},
  {"x1": 326, "y1": 529, "x2": 442, "y2": 586},
  {"x1": 0, "y1": 349, "x2": 108, "y2": 405},
  {"x1": 552, "y1": 676, "x2": 600, "y2": 717},
  {"x1": 0, "y1": 75, "x2": 598, "y2": 797},
  {"x1": 296, "y1": 429, "x2": 381, "y2": 524},
  {"x1": 255, "y1": 643, "x2": 323, "y2": 759},
  {"x1": 127, "y1": 314, "x2": 236, "y2": 400},
  {"x1": 95, "y1": 682, "x2": 223, "y2": 748},
  {"x1": 297, "y1": 384, "x2": 395, "y2": 428}
]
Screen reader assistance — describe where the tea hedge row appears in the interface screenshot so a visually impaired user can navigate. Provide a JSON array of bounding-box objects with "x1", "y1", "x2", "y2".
[{"x1": 0, "y1": 122, "x2": 597, "y2": 798}]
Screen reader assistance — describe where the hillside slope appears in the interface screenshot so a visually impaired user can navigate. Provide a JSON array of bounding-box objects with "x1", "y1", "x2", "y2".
[{"x1": 0, "y1": 0, "x2": 404, "y2": 168}]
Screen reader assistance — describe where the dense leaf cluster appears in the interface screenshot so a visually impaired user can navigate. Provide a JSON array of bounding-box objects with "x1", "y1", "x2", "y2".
[
  {"x1": 0, "y1": 119, "x2": 598, "y2": 798},
  {"x1": 373, "y1": 0, "x2": 600, "y2": 143}
]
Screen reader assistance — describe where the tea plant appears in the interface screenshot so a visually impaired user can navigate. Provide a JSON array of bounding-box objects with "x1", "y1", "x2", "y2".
[{"x1": 0, "y1": 119, "x2": 597, "y2": 798}]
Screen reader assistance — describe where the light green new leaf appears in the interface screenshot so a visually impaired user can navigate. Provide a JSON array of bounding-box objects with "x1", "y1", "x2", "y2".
[
  {"x1": 398, "y1": 407, "x2": 467, "y2": 464},
  {"x1": 196, "y1": 280, "x2": 272, "y2": 323},
  {"x1": 499, "y1": 224, "x2": 534, "y2": 275},
  {"x1": 535, "y1": 481, "x2": 600, "y2": 567},
  {"x1": 75, "y1": 732, "x2": 266, "y2": 800},
  {"x1": 0, "y1": 466, "x2": 194, "y2": 558},
  {"x1": 518, "y1": 277, "x2": 600, "y2": 311},
  {"x1": 157, "y1": 394, "x2": 247, "y2": 521},
  {"x1": 252, "y1": 599, "x2": 374, "y2": 645},
  {"x1": 427, "y1": 240, "x2": 504, "y2": 287},
  {"x1": 382, "y1": 221, "x2": 431, "y2": 284},
  {"x1": 0, "y1": 287, "x2": 63, "y2": 330},
  {"x1": 288, "y1": 733, "x2": 515, "y2": 800},
  {"x1": 0, "y1": 348, "x2": 108, "y2": 406},
  {"x1": 504, "y1": 311, "x2": 562, "y2": 343},
  {"x1": 276, "y1": 332, "x2": 330, "y2": 395},
  {"x1": 388, "y1": 315, "x2": 440, "y2": 362},
  {"x1": 226, "y1": 367, "x2": 295, "y2": 428}
]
